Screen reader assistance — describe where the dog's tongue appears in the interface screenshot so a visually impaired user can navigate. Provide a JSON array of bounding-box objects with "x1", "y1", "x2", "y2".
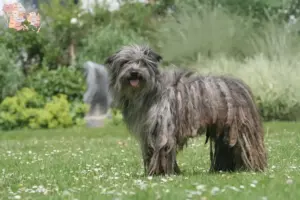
[{"x1": 130, "y1": 80, "x2": 139, "y2": 87}]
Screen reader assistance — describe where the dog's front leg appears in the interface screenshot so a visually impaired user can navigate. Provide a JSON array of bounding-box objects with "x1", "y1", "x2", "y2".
[
  {"x1": 147, "y1": 115, "x2": 179, "y2": 176},
  {"x1": 140, "y1": 136, "x2": 153, "y2": 175},
  {"x1": 142, "y1": 147, "x2": 153, "y2": 175},
  {"x1": 161, "y1": 146, "x2": 181, "y2": 175},
  {"x1": 148, "y1": 145, "x2": 179, "y2": 176}
]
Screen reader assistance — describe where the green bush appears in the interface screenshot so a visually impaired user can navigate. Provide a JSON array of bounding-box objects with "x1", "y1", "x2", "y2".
[
  {"x1": 105, "y1": 108, "x2": 124, "y2": 126},
  {"x1": 0, "y1": 26, "x2": 46, "y2": 75},
  {"x1": 1, "y1": 0, "x2": 300, "y2": 124},
  {"x1": 0, "y1": 43, "x2": 24, "y2": 100},
  {"x1": 38, "y1": 0, "x2": 155, "y2": 68},
  {"x1": 77, "y1": 24, "x2": 147, "y2": 66},
  {"x1": 112, "y1": 2, "x2": 156, "y2": 36},
  {"x1": 215, "y1": 0, "x2": 270, "y2": 19},
  {"x1": 190, "y1": 53, "x2": 300, "y2": 121},
  {"x1": 25, "y1": 67, "x2": 86, "y2": 102},
  {"x1": 1, "y1": 0, "x2": 156, "y2": 70},
  {"x1": 157, "y1": 2, "x2": 256, "y2": 64},
  {"x1": 180, "y1": 0, "x2": 288, "y2": 21},
  {"x1": 0, "y1": 88, "x2": 89, "y2": 130},
  {"x1": 38, "y1": 0, "x2": 87, "y2": 68},
  {"x1": 156, "y1": 1, "x2": 300, "y2": 121},
  {"x1": 249, "y1": 20, "x2": 300, "y2": 61},
  {"x1": 76, "y1": 1, "x2": 156, "y2": 65},
  {"x1": 157, "y1": 0, "x2": 300, "y2": 64}
]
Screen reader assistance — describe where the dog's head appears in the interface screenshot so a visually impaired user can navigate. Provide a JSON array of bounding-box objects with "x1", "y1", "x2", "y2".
[{"x1": 105, "y1": 45, "x2": 162, "y2": 97}]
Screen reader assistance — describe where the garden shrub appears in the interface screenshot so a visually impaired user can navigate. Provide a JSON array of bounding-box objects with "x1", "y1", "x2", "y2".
[
  {"x1": 1, "y1": 0, "x2": 155, "y2": 73},
  {"x1": 0, "y1": 88, "x2": 89, "y2": 130},
  {"x1": 190, "y1": 54, "x2": 300, "y2": 121},
  {"x1": 0, "y1": 25, "x2": 45, "y2": 75},
  {"x1": 215, "y1": 0, "x2": 270, "y2": 20},
  {"x1": 1, "y1": 0, "x2": 300, "y2": 125},
  {"x1": 69, "y1": 100, "x2": 90, "y2": 126},
  {"x1": 106, "y1": 108, "x2": 124, "y2": 126},
  {"x1": 112, "y1": 2, "x2": 156, "y2": 36},
  {"x1": 77, "y1": 24, "x2": 147, "y2": 66},
  {"x1": 0, "y1": 43, "x2": 24, "y2": 100},
  {"x1": 38, "y1": 0, "x2": 156, "y2": 68},
  {"x1": 38, "y1": 0, "x2": 88, "y2": 68},
  {"x1": 157, "y1": 2, "x2": 256, "y2": 64},
  {"x1": 25, "y1": 67, "x2": 86, "y2": 102},
  {"x1": 179, "y1": 0, "x2": 287, "y2": 21}
]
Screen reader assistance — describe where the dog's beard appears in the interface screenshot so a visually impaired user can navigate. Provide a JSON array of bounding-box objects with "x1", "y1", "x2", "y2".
[{"x1": 114, "y1": 67, "x2": 157, "y2": 98}]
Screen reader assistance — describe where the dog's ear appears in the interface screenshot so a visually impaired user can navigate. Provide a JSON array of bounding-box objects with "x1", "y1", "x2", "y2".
[
  {"x1": 151, "y1": 51, "x2": 163, "y2": 63},
  {"x1": 146, "y1": 48, "x2": 163, "y2": 63},
  {"x1": 104, "y1": 55, "x2": 114, "y2": 66},
  {"x1": 105, "y1": 50, "x2": 120, "y2": 66}
]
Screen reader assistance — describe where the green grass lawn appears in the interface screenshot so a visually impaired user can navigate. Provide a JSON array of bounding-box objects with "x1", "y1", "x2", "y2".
[{"x1": 0, "y1": 121, "x2": 300, "y2": 200}]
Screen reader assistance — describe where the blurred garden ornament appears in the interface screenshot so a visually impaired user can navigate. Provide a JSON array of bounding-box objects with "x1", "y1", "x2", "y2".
[{"x1": 83, "y1": 61, "x2": 112, "y2": 128}]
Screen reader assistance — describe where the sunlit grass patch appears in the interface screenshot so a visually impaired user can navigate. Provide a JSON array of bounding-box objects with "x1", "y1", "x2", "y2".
[{"x1": 0, "y1": 122, "x2": 299, "y2": 199}]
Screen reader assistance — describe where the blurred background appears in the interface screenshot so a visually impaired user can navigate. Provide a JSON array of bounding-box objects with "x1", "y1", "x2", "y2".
[{"x1": 1, "y1": 0, "x2": 300, "y2": 131}]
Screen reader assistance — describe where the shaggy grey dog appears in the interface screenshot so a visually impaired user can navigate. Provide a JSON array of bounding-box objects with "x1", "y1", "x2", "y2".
[{"x1": 105, "y1": 45, "x2": 267, "y2": 176}]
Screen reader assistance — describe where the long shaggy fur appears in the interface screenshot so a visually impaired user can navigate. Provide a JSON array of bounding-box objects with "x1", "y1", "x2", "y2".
[{"x1": 105, "y1": 44, "x2": 267, "y2": 176}]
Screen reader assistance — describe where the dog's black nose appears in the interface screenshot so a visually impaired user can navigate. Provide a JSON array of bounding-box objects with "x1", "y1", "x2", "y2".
[{"x1": 130, "y1": 71, "x2": 139, "y2": 77}]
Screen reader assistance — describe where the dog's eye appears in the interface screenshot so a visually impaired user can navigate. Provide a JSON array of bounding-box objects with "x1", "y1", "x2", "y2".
[
  {"x1": 120, "y1": 60, "x2": 129, "y2": 66},
  {"x1": 139, "y1": 60, "x2": 148, "y2": 67}
]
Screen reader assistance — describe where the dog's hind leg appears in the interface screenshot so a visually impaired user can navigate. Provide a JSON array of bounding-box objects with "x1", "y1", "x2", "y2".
[
  {"x1": 209, "y1": 137, "x2": 215, "y2": 172},
  {"x1": 211, "y1": 128, "x2": 238, "y2": 172},
  {"x1": 174, "y1": 159, "x2": 181, "y2": 174},
  {"x1": 206, "y1": 125, "x2": 217, "y2": 172},
  {"x1": 212, "y1": 134, "x2": 235, "y2": 172},
  {"x1": 230, "y1": 125, "x2": 267, "y2": 172},
  {"x1": 208, "y1": 125, "x2": 235, "y2": 172}
]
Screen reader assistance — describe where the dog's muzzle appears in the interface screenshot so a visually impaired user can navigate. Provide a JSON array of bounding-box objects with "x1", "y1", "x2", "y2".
[{"x1": 128, "y1": 71, "x2": 143, "y2": 88}]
